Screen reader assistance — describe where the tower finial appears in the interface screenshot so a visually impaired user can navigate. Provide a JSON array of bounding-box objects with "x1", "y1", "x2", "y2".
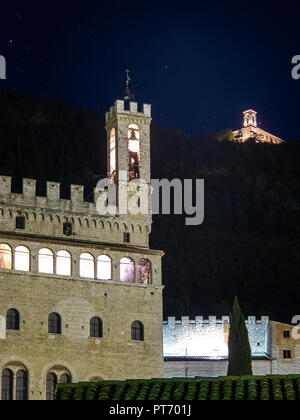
[{"x1": 124, "y1": 69, "x2": 135, "y2": 101}]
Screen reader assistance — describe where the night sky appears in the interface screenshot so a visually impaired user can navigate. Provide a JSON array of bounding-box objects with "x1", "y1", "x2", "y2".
[{"x1": 1, "y1": 0, "x2": 299, "y2": 139}]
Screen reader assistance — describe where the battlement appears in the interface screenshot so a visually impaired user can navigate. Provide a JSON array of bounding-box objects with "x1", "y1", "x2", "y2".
[
  {"x1": 105, "y1": 100, "x2": 152, "y2": 124},
  {"x1": 164, "y1": 315, "x2": 269, "y2": 326},
  {"x1": 163, "y1": 315, "x2": 270, "y2": 358},
  {"x1": 0, "y1": 176, "x2": 91, "y2": 209}
]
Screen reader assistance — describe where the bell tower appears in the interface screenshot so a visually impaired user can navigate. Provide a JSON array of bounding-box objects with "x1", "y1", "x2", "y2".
[
  {"x1": 105, "y1": 98, "x2": 152, "y2": 226},
  {"x1": 243, "y1": 109, "x2": 257, "y2": 127}
]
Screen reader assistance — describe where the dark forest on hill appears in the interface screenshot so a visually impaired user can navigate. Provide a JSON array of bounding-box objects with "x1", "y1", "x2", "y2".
[{"x1": 0, "y1": 87, "x2": 299, "y2": 323}]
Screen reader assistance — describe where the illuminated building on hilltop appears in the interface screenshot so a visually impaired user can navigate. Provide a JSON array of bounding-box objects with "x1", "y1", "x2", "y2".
[{"x1": 233, "y1": 110, "x2": 285, "y2": 144}]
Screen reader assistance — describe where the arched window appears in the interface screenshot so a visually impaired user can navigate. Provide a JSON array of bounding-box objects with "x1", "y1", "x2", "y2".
[
  {"x1": 138, "y1": 259, "x2": 152, "y2": 284},
  {"x1": 60, "y1": 374, "x2": 71, "y2": 384},
  {"x1": 97, "y1": 255, "x2": 112, "y2": 281},
  {"x1": 131, "y1": 321, "x2": 144, "y2": 341},
  {"x1": 79, "y1": 253, "x2": 95, "y2": 279},
  {"x1": 1, "y1": 369, "x2": 13, "y2": 400},
  {"x1": 0, "y1": 244, "x2": 12, "y2": 270},
  {"x1": 90, "y1": 317, "x2": 103, "y2": 338},
  {"x1": 46, "y1": 372, "x2": 57, "y2": 401},
  {"x1": 120, "y1": 257, "x2": 135, "y2": 283},
  {"x1": 48, "y1": 313, "x2": 61, "y2": 334},
  {"x1": 6, "y1": 308, "x2": 20, "y2": 330},
  {"x1": 16, "y1": 370, "x2": 28, "y2": 401},
  {"x1": 15, "y1": 246, "x2": 30, "y2": 272},
  {"x1": 38, "y1": 248, "x2": 54, "y2": 274},
  {"x1": 110, "y1": 128, "x2": 116, "y2": 180},
  {"x1": 56, "y1": 250, "x2": 72, "y2": 276},
  {"x1": 128, "y1": 124, "x2": 140, "y2": 180}
]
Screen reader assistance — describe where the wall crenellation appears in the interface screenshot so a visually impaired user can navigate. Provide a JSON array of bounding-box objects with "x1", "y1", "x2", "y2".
[
  {"x1": 0, "y1": 175, "x2": 152, "y2": 247},
  {"x1": 163, "y1": 315, "x2": 270, "y2": 359},
  {"x1": 105, "y1": 100, "x2": 152, "y2": 124},
  {"x1": 164, "y1": 316, "x2": 269, "y2": 326}
]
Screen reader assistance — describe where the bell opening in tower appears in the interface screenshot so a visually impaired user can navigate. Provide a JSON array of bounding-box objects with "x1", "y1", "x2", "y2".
[
  {"x1": 110, "y1": 128, "x2": 117, "y2": 182},
  {"x1": 128, "y1": 124, "x2": 140, "y2": 181}
]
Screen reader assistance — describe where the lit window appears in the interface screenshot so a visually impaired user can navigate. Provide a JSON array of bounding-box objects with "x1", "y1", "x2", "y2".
[
  {"x1": 97, "y1": 255, "x2": 111, "y2": 280},
  {"x1": 80, "y1": 253, "x2": 95, "y2": 279},
  {"x1": 15, "y1": 246, "x2": 30, "y2": 272},
  {"x1": 38, "y1": 248, "x2": 54, "y2": 274},
  {"x1": 0, "y1": 244, "x2": 12, "y2": 270},
  {"x1": 138, "y1": 259, "x2": 152, "y2": 284},
  {"x1": 56, "y1": 250, "x2": 71, "y2": 276},
  {"x1": 110, "y1": 128, "x2": 116, "y2": 180},
  {"x1": 120, "y1": 257, "x2": 135, "y2": 283},
  {"x1": 128, "y1": 124, "x2": 140, "y2": 180}
]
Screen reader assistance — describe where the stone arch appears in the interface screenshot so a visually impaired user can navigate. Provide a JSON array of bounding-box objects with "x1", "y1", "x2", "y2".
[
  {"x1": 38, "y1": 213, "x2": 45, "y2": 222},
  {"x1": 70, "y1": 217, "x2": 75, "y2": 225},
  {"x1": 105, "y1": 221, "x2": 112, "y2": 231},
  {"x1": 47, "y1": 214, "x2": 53, "y2": 222},
  {"x1": 55, "y1": 215, "x2": 61, "y2": 224},
  {"x1": 6, "y1": 210, "x2": 12, "y2": 219},
  {"x1": 99, "y1": 220, "x2": 105, "y2": 230},
  {"x1": 62, "y1": 216, "x2": 68, "y2": 223},
  {"x1": 113, "y1": 222, "x2": 120, "y2": 231},
  {"x1": 23, "y1": 212, "x2": 29, "y2": 221},
  {"x1": 30, "y1": 212, "x2": 37, "y2": 222},
  {"x1": 121, "y1": 223, "x2": 127, "y2": 232},
  {"x1": 0, "y1": 208, "x2": 4, "y2": 217},
  {"x1": 130, "y1": 223, "x2": 135, "y2": 233},
  {"x1": 41, "y1": 361, "x2": 77, "y2": 384},
  {"x1": 0, "y1": 356, "x2": 34, "y2": 379},
  {"x1": 137, "y1": 224, "x2": 142, "y2": 233},
  {"x1": 92, "y1": 219, "x2": 97, "y2": 228},
  {"x1": 77, "y1": 217, "x2": 82, "y2": 227},
  {"x1": 83, "y1": 218, "x2": 90, "y2": 228}
]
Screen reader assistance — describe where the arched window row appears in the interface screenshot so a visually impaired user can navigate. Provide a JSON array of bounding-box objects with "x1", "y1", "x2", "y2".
[{"x1": 0, "y1": 243, "x2": 153, "y2": 284}]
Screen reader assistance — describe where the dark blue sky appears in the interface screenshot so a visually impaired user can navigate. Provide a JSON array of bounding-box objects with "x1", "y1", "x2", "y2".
[{"x1": 1, "y1": 0, "x2": 299, "y2": 139}]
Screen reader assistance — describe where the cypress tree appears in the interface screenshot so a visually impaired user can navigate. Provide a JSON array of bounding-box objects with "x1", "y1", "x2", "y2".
[{"x1": 227, "y1": 296, "x2": 253, "y2": 376}]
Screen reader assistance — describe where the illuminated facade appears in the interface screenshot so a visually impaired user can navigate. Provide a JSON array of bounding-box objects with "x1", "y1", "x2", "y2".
[
  {"x1": 163, "y1": 317, "x2": 300, "y2": 377},
  {"x1": 0, "y1": 99, "x2": 164, "y2": 400},
  {"x1": 233, "y1": 110, "x2": 285, "y2": 144}
]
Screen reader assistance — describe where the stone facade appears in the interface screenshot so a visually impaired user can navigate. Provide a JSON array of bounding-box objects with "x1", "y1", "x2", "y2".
[
  {"x1": 163, "y1": 317, "x2": 300, "y2": 378},
  {"x1": 233, "y1": 109, "x2": 284, "y2": 144},
  {"x1": 0, "y1": 100, "x2": 164, "y2": 400}
]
